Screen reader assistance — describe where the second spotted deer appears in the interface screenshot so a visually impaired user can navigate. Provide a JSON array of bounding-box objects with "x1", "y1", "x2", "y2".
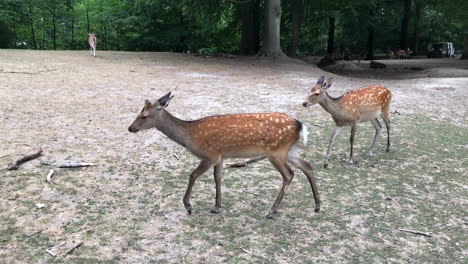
[
  {"x1": 303, "y1": 76, "x2": 391, "y2": 168},
  {"x1": 128, "y1": 92, "x2": 320, "y2": 219}
]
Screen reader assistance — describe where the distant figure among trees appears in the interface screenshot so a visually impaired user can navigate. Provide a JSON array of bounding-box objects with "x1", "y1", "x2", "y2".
[{"x1": 88, "y1": 33, "x2": 97, "y2": 57}]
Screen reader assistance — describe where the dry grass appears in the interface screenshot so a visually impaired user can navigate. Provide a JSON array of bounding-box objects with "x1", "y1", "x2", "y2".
[{"x1": 0, "y1": 50, "x2": 467, "y2": 263}]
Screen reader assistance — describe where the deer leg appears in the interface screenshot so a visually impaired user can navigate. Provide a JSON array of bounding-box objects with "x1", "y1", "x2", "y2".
[
  {"x1": 210, "y1": 159, "x2": 224, "y2": 214},
  {"x1": 266, "y1": 155, "x2": 294, "y2": 219},
  {"x1": 288, "y1": 152, "x2": 321, "y2": 212},
  {"x1": 368, "y1": 118, "x2": 382, "y2": 156},
  {"x1": 183, "y1": 159, "x2": 215, "y2": 215},
  {"x1": 381, "y1": 113, "x2": 391, "y2": 152},
  {"x1": 349, "y1": 122, "x2": 358, "y2": 165},
  {"x1": 324, "y1": 126, "x2": 341, "y2": 168}
]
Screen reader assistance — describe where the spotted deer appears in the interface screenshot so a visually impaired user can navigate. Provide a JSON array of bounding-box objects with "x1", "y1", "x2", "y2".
[
  {"x1": 397, "y1": 49, "x2": 407, "y2": 59},
  {"x1": 88, "y1": 33, "x2": 97, "y2": 57},
  {"x1": 303, "y1": 76, "x2": 391, "y2": 168},
  {"x1": 128, "y1": 92, "x2": 320, "y2": 219},
  {"x1": 388, "y1": 50, "x2": 395, "y2": 59}
]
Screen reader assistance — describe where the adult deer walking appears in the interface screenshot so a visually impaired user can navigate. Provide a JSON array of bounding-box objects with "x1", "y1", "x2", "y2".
[
  {"x1": 88, "y1": 33, "x2": 97, "y2": 57},
  {"x1": 128, "y1": 92, "x2": 320, "y2": 219},
  {"x1": 303, "y1": 76, "x2": 391, "y2": 168}
]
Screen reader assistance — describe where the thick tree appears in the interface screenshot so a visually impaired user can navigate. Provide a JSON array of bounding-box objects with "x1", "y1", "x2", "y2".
[
  {"x1": 239, "y1": 0, "x2": 260, "y2": 55},
  {"x1": 327, "y1": 16, "x2": 335, "y2": 54},
  {"x1": 257, "y1": 0, "x2": 284, "y2": 58},
  {"x1": 288, "y1": 0, "x2": 304, "y2": 57},
  {"x1": 411, "y1": 0, "x2": 423, "y2": 54},
  {"x1": 399, "y1": 0, "x2": 412, "y2": 50}
]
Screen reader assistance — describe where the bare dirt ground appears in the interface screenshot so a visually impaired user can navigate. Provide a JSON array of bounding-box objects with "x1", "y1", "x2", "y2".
[{"x1": 0, "y1": 50, "x2": 467, "y2": 263}]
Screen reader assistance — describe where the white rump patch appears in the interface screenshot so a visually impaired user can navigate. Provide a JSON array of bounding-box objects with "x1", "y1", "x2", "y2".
[{"x1": 300, "y1": 124, "x2": 309, "y2": 145}]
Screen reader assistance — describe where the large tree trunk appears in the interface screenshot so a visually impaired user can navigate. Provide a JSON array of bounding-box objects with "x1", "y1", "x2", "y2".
[
  {"x1": 400, "y1": 0, "x2": 412, "y2": 50},
  {"x1": 240, "y1": 0, "x2": 260, "y2": 55},
  {"x1": 366, "y1": 9, "x2": 375, "y2": 60},
  {"x1": 28, "y1": 5, "x2": 37, "y2": 49},
  {"x1": 461, "y1": 36, "x2": 468, "y2": 60},
  {"x1": 366, "y1": 24, "x2": 375, "y2": 60},
  {"x1": 85, "y1": 0, "x2": 90, "y2": 33},
  {"x1": 71, "y1": 15, "x2": 75, "y2": 49},
  {"x1": 327, "y1": 16, "x2": 335, "y2": 54},
  {"x1": 412, "y1": 0, "x2": 422, "y2": 54},
  {"x1": 52, "y1": 13, "x2": 57, "y2": 50},
  {"x1": 288, "y1": 0, "x2": 304, "y2": 57},
  {"x1": 257, "y1": 0, "x2": 284, "y2": 58}
]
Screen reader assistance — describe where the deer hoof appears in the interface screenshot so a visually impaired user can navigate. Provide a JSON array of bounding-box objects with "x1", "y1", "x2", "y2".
[
  {"x1": 367, "y1": 151, "x2": 374, "y2": 157},
  {"x1": 348, "y1": 160, "x2": 354, "y2": 165},
  {"x1": 210, "y1": 208, "x2": 221, "y2": 214},
  {"x1": 265, "y1": 213, "x2": 274, "y2": 219},
  {"x1": 323, "y1": 163, "x2": 329, "y2": 168}
]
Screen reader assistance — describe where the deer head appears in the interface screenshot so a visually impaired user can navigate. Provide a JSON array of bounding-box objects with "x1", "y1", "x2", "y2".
[
  {"x1": 128, "y1": 92, "x2": 174, "y2": 133},
  {"x1": 302, "y1": 76, "x2": 333, "y2": 107}
]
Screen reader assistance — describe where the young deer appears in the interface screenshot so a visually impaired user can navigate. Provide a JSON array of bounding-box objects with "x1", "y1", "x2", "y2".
[
  {"x1": 303, "y1": 76, "x2": 391, "y2": 168},
  {"x1": 88, "y1": 33, "x2": 97, "y2": 57},
  {"x1": 397, "y1": 49, "x2": 407, "y2": 59},
  {"x1": 128, "y1": 92, "x2": 320, "y2": 219}
]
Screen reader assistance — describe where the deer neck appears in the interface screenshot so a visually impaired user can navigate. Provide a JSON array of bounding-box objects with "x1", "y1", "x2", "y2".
[
  {"x1": 154, "y1": 110, "x2": 190, "y2": 148},
  {"x1": 319, "y1": 92, "x2": 347, "y2": 119}
]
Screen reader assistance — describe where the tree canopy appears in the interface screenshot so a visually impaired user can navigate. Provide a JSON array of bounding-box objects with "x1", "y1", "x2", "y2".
[{"x1": 0, "y1": 0, "x2": 466, "y2": 57}]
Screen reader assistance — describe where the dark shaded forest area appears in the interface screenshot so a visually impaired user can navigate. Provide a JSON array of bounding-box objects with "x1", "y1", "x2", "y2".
[{"x1": 0, "y1": 0, "x2": 467, "y2": 57}]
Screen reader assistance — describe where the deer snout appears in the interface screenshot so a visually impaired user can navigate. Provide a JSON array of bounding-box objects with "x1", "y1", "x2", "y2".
[
  {"x1": 128, "y1": 125, "x2": 138, "y2": 133},
  {"x1": 303, "y1": 102, "x2": 309, "y2": 107}
]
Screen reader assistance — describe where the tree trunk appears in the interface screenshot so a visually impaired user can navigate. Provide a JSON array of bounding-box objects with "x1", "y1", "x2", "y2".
[
  {"x1": 103, "y1": 23, "x2": 107, "y2": 50},
  {"x1": 327, "y1": 16, "x2": 335, "y2": 54},
  {"x1": 366, "y1": 24, "x2": 375, "y2": 60},
  {"x1": 366, "y1": 9, "x2": 375, "y2": 60},
  {"x1": 71, "y1": 15, "x2": 75, "y2": 49},
  {"x1": 85, "y1": 0, "x2": 90, "y2": 33},
  {"x1": 400, "y1": 0, "x2": 412, "y2": 50},
  {"x1": 52, "y1": 13, "x2": 57, "y2": 50},
  {"x1": 257, "y1": 0, "x2": 284, "y2": 58},
  {"x1": 412, "y1": 0, "x2": 422, "y2": 54},
  {"x1": 240, "y1": 0, "x2": 260, "y2": 55},
  {"x1": 28, "y1": 5, "x2": 37, "y2": 49},
  {"x1": 461, "y1": 36, "x2": 468, "y2": 60},
  {"x1": 288, "y1": 0, "x2": 303, "y2": 57}
]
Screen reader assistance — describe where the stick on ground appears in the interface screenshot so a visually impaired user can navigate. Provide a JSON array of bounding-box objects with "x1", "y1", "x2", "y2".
[
  {"x1": 6, "y1": 147, "x2": 43, "y2": 170},
  {"x1": 65, "y1": 242, "x2": 83, "y2": 255},
  {"x1": 57, "y1": 162, "x2": 97, "y2": 168},
  {"x1": 399, "y1": 229, "x2": 433, "y2": 237}
]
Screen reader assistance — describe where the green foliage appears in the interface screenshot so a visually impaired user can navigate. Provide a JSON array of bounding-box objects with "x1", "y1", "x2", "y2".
[{"x1": 1, "y1": 0, "x2": 466, "y2": 54}]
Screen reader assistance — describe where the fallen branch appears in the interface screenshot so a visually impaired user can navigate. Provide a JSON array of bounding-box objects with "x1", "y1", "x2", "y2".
[
  {"x1": 399, "y1": 229, "x2": 433, "y2": 237},
  {"x1": 163, "y1": 192, "x2": 173, "y2": 198},
  {"x1": 44, "y1": 249, "x2": 57, "y2": 257},
  {"x1": 6, "y1": 147, "x2": 43, "y2": 170},
  {"x1": 57, "y1": 162, "x2": 97, "y2": 168},
  {"x1": 311, "y1": 124, "x2": 325, "y2": 128},
  {"x1": 25, "y1": 229, "x2": 43, "y2": 238},
  {"x1": 44, "y1": 241, "x2": 66, "y2": 257},
  {"x1": 65, "y1": 241, "x2": 83, "y2": 255},
  {"x1": 46, "y1": 169, "x2": 55, "y2": 184}
]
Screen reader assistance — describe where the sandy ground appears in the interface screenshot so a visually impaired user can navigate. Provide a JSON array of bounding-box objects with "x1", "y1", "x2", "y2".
[{"x1": 0, "y1": 50, "x2": 467, "y2": 263}]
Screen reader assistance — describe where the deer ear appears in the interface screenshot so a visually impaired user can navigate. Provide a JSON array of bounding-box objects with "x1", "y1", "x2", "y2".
[
  {"x1": 157, "y1": 92, "x2": 174, "y2": 108},
  {"x1": 316, "y1": 76, "x2": 325, "y2": 85},
  {"x1": 323, "y1": 77, "x2": 333, "y2": 90}
]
